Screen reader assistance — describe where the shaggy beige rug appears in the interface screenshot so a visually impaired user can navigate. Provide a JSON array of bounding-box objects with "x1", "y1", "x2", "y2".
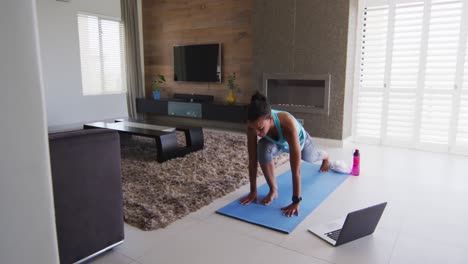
[{"x1": 120, "y1": 129, "x2": 289, "y2": 231}]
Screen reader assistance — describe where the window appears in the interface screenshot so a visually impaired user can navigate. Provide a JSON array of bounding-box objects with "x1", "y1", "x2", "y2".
[
  {"x1": 77, "y1": 13, "x2": 126, "y2": 95},
  {"x1": 354, "y1": 0, "x2": 468, "y2": 154}
]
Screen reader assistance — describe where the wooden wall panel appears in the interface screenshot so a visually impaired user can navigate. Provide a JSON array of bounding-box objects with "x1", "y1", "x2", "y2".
[{"x1": 142, "y1": 0, "x2": 253, "y2": 104}]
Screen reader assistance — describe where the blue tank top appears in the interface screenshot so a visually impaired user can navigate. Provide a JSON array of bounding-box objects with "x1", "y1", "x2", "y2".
[{"x1": 263, "y1": 109, "x2": 306, "y2": 151}]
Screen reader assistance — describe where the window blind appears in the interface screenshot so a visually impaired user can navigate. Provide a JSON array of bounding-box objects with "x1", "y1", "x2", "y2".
[{"x1": 77, "y1": 13, "x2": 126, "y2": 95}]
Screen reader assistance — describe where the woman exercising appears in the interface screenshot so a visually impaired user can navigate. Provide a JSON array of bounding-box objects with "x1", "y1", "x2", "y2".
[{"x1": 240, "y1": 92, "x2": 329, "y2": 217}]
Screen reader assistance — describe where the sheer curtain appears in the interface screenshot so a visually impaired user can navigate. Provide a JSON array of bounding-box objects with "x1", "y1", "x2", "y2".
[{"x1": 121, "y1": 0, "x2": 144, "y2": 119}]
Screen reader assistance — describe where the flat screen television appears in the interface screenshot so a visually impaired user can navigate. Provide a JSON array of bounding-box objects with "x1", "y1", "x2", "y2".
[{"x1": 173, "y1": 43, "x2": 222, "y2": 83}]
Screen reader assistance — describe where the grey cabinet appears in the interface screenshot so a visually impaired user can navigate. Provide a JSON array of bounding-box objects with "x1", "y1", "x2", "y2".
[{"x1": 48, "y1": 129, "x2": 124, "y2": 264}]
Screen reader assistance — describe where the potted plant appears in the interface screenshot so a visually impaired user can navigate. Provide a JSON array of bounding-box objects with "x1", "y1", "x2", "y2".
[
  {"x1": 152, "y1": 74, "x2": 166, "y2": 100},
  {"x1": 226, "y1": 72, "x2": 237, "y2": 105}
]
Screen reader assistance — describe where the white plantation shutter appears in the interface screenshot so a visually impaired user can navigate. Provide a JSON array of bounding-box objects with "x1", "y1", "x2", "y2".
[
  {"x1": 77, "y1": 13, "x2": 126, "y2": 95},
  {"x1": 455, "y1": 24, "x2": 468, "y2": 147},
  {"x1": 457, "y1": 94, "x2": 468, "y2": 145},
  {"x1": 355, "y1": 5, "x2": 388, "y2": 141},
  {"x1": 419, "y1": 0, "x2": 461, "y2": 145},
  {"x1": 355, "y1": 0, "x2": 468, "y2": 155},
  {"x1": 420, "y1": 92, "x2": 453, "y2": 144},
  {"x1": 386, "y1": 2, "x2": 423, "y2": 143}
]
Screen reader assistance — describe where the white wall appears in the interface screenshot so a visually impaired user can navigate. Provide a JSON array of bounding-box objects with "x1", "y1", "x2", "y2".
[
  {"x1": 36, "y1": 0, "x2": 128, "y2": 128},
  {"x1": 0, "y1": 1, "x2": 59, "y2": 263},
  {"x1": 343, "y1": 0, "x2": 359, "y2": 139}
]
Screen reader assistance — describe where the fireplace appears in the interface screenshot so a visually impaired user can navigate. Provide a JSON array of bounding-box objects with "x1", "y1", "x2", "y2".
[{"x1": 263, "y1": 73, "x2": 331, "y2": 115}]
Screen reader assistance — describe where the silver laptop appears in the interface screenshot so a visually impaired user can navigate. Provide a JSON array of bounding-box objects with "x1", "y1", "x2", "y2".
[{"x1": 308, "y1": 202, "x2": 387, "y2": 246}]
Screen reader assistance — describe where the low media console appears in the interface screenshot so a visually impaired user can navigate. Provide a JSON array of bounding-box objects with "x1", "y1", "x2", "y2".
[
  {"x1": 173, "y1": 93, "x2": 214, "y2": 103},
  {"x1": 136, "y1": 95, "x2": 248, "y2": 123}
]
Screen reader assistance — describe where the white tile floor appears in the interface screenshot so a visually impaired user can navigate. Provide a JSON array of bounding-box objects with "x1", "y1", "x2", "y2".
[{"x1": 88, "y1": 142, "x2": 468, "y2": 264}]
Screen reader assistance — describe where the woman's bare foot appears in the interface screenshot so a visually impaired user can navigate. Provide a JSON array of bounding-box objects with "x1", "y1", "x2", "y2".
[
  {"x1": 320, "y1": 158, "x2": 330, "y2": 172},
  {"x1": 262, "y1": 191, "x2": 278, "y2": 205}
]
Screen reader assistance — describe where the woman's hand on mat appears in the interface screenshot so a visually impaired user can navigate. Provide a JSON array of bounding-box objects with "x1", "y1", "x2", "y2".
[
  {"x1": 240, "y1": 192, "x2": 258, "y2": 205},
  {"x1": 281, "y1": 203, "x2": 300, "y2": 217}
]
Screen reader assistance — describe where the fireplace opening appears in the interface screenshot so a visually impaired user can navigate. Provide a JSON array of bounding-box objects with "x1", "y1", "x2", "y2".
[{"x1": 263, "y1": 73, "x2": 330, "y2": 115}]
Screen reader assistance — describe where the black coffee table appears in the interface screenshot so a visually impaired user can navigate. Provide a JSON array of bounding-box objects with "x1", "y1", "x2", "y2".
[{"x1": 83, "y1": 120, "x2": 204, "y2": 162}]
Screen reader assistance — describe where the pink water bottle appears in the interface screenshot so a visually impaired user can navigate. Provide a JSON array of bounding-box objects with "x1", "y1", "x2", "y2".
[{"x1": 351, "y1": 149, "x2": 360, "y2": 176}]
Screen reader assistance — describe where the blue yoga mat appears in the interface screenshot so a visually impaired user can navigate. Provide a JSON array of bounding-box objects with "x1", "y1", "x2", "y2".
[{"x1": 216, "y1": 161, "x2": 349, "y2": 233}]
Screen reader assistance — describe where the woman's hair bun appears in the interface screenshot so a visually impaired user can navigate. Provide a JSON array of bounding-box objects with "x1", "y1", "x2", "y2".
[
  {"x1": 250, "y1": 91, "x2": 267, "y2": 103},
  {"x1": 248, "y1": 91, "x2": 271, "y2": 121}
]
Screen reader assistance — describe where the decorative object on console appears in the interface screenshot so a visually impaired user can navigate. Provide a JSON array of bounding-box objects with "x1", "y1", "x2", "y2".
[
  {"x1": 152, "y1": 74, "x2": 166, "y2": 100},
  {"x1": 226, "y1": 72, "x2": 237, "y2": 105},
  {"x1": 120, "y1": 129, "x2": 289, "y2": 231}
]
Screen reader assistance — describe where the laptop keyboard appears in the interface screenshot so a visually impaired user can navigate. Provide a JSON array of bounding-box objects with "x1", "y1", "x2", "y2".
[{"x1": 325, "y1": 229, "x2": 342, "y2": 241}]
